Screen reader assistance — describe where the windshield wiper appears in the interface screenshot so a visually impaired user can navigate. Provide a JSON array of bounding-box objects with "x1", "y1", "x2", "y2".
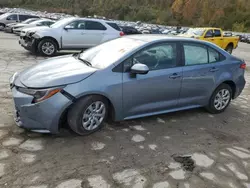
[{"x1": 77, "y1": 55, "x2": 92, "y2": 67}]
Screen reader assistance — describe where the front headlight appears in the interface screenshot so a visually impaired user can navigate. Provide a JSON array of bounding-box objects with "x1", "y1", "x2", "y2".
[
  {"x1": 26, "y1": 31, "x2": 36, "y2": 37},
  {"x1": 16, "y1": 87, "x2": 63, "y2": 103}
]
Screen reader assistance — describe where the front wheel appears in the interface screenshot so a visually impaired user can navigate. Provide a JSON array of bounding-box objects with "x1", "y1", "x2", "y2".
[
  {"x1": 37, "y1": 39, "x2": 57, "y2": 56},
  {"x1": 206, "y1": 84, "x2": 232, "y2": 114},
  {"x1": 67, "y1": 96, "x2": 109, "y2": 135}
]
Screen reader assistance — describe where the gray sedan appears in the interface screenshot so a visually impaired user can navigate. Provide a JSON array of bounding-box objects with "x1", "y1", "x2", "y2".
[{"x1": 10, "y1": 35, "x2": 246, "y2": 135}]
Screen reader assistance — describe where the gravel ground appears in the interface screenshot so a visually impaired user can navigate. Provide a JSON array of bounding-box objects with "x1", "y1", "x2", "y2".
[{"x1": 0, "y1": 32, "x2": 250, "y2": 188}]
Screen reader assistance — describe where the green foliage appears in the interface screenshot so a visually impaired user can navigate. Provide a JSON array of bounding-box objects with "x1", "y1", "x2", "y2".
[
  {"x1": 232, "y1": 22, "x2": 246, "y2": 32},
  {"x1": 1, "y1": 0, "x2": 250, "y2": 31}
]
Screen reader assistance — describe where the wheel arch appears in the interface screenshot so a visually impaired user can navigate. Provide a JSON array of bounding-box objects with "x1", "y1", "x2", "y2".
[
  {"x1": 213, "y1": 80, "x2": 236, "y2": 99},
  {"x1": 226, "y1": 42, "x2": 234, "y2": 49},
  {"x1": 58, "y1": 93, "x2": 116, "y2": 130},
  {"x1": 222, "y1": 80, "x2": 236, "y2": 99},
  {"x1": 39, "y1": 36, "x2": 60, "y2": 50}
]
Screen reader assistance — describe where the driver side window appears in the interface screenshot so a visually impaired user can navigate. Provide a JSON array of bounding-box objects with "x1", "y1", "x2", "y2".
[
  {"x1": 65, "y1": 21, "x2": 86, "y2": 29},
  {"x1": 131, "y1": 43, "x2": 177, "y2": 71},
  {"x1": 205, "y1": 29, "x2": 214, "y2": 38},
  {"x1": 7, "y1": 14, "x2": 18, "y2": 21}
]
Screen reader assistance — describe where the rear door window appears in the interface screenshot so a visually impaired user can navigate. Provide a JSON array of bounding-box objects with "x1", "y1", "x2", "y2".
[
  {"x1": 183, "y1": 43, "x2": 208, "y2": 65},
  {"x1": 208, "y1": 48, "x2": 220, "y2": 63},
  {"x1": 214, "y1": 29, "x2": 222, "y2": 37},
  {"x1": 19, "y1": 15, "x2": 28, "y2": 21},
  {"x1": 85, "y1": 21, "x2": 106, "y2": 30},
  {"x1": 106, "y1": 22, "x2": 121, "y2": 31}
]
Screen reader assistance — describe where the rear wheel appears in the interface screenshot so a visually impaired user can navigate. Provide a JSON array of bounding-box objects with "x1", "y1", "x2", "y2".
[
  {"x1": 67, "y1": 95, "x2": 108, "y2": 135},
  {"x1": 37, "y1": 39, "x2": 57, "y2": 56},
  {"x1": 225, "y1": 44, "x2": 233, "y2": 54},
  {"x1": 206, "y1": 84, "x2": 232, "y2": 114}
]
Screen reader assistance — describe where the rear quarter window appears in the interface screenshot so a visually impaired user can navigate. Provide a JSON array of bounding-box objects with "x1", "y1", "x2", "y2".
[{"x1": 106, "y1": 22, "x2": 121, "y2": 31}]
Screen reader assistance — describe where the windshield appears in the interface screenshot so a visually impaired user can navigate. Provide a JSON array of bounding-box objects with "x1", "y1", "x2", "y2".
[
  {"x1": 22, "y1": 19, "x2": 37, "y2": 24},
  {"x1": 50, "y1": 17, "x2": 75, "y2": 28},
  {"x1": 80, "y1": 37, "x2": 146, "y2": 69},
  {"x1": 0, "y1": 13, "x2": 9, "y2": 19},
  {"x1": 186, "y1": 28, "x2": 205, "y2": 36}
]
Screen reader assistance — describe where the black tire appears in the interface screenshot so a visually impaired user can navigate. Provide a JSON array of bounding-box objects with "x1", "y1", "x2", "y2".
[
  {"x1": 225, "y1": 44, "x2": 233, "y2": 54},
  {"x1": 67, "y1": 95, "x2": 109, "y2": 136},
  {"x1": 37, "y1": 38, "x2": 57, "y2": 56},
  {"x1": 206, "y1": 84, "x2": 232, "y2": 114},
  {"x1": 0, "y1": 23, "x2": 5, "y2": 30}
]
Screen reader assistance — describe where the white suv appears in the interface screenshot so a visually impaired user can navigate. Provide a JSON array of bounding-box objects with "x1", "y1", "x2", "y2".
[{"x1": 19, "y1": 17, "x2": 124, "y2": 56}]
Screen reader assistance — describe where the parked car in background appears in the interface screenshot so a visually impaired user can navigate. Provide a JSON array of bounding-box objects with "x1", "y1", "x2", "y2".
[
  {"x1": 240, "y1": 35, "x2": 249, "y2": 43},
  {"x1": 4, "y1": 18, "x2": 40, "y2": 33},
  {"x1": 246, "y1": 36, "x2": 250, "y2": 44},
  {"x1": 180, "y1": 27, "x2": 239, "y2": 54},
  {"x1": 120, "y1": 26, "x2": 141, "y2": 35},
  {"x1": 10, "y1": 35, "x2": 246, "y2": 135},
  {"x1": 0, "y1": 13, "x2": 39, "y2": 30},
  {"x1": 223, "y1": 32, "x2": 233, "y2": 37},
  {"x1": 13, "y1": 19, "x2": 55, "y2": 35},
  {"x1": 19, "y1": 17, "x2": 124, "y2": 56}
]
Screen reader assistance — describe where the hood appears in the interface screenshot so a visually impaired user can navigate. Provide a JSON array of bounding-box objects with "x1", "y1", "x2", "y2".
[
  {"x1": 18, "y1": 55, "x2": 97, "y2": 88},
  {"x1": 6, "y1": 23, "x2": 17, "y2": 27},
  {"x1": 13, "y1": 23, "x2": 28, "y2": 28},
  {"x1": 20, "y1": 26, "x2": 49, "y2": 36}
]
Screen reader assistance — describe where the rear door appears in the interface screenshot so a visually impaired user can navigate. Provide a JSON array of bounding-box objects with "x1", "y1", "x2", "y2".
[
  {"x1": 179, "y1": 42, "x2": 223, "y2": 107},
  {"x1": 84, "y1": 21, "x2": 106, "y2": 46},
  {"x1": 213, "y1": 29, "x2": 223, "y2": 48}
]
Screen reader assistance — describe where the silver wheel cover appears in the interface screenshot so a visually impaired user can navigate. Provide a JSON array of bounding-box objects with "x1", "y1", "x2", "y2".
[{"x1": 82, "y1": 101, "x2": 106, "y2": 131}]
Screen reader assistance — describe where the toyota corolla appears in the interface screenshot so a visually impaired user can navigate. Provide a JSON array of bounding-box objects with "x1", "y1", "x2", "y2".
[{"x1": 10, "y1": 35, "x2": 246, "y2": 135}]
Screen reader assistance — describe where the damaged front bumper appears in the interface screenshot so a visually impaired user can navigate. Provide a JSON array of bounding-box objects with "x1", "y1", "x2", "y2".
[
  {"x1": 19, "y1": 34, "x2": 40, "y2": 53},
  {"x1": 9, "y1": 73, "x2": 72, "y2": 134}
]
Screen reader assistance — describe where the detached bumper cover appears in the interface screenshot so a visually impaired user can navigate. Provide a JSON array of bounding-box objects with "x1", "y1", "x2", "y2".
[
  {"x1": 11, "y1": 86, "x2": 72, "y2": 134},
  {"x1": 19, "y1": 36, "x2": 38, "y2": 53}
]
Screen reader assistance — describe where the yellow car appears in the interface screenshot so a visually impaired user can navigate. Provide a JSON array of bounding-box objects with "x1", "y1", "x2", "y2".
[{"x1": 179, "y1": 27, "x2": 239, "y2": 54}]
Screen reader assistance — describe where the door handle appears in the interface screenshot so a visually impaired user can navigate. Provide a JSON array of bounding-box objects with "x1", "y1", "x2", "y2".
[
  {"x1": 169, "y1": 73, "x2": 181, "y2": 79},
  {"x1": 209, "y1": 67, "x2": 219, "y2": 72}
]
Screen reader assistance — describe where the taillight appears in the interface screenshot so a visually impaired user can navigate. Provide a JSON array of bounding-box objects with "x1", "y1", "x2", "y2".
[
  {"x1": 240, "y1": 62, "x2": 246, "y2": 69},
  {"x1": 120, "y1": 31, "x2": 125, "y2": 36}
]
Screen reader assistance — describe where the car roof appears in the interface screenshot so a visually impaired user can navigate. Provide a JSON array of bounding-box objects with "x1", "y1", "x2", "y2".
[
  {"x1": 124, "y1": 34, "x2": 200, "y2": 43},
  {"x1": 192, "y1": 27, "x2": 221, "y2": 30}
]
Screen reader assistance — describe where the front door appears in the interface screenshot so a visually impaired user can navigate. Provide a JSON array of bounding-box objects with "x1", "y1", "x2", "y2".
[
  {"x1": 62, "y1": 20, "x2": 88, "y2": 49},
  {"x1": 122, "y1": 42, "x2": 182, "y2": 119},
  {"x1": 179, "y1": 42, "x2": 220, "y2": 107},
  {"x1": 203, "y1": 29, "x2": 215, "y2": 44}
]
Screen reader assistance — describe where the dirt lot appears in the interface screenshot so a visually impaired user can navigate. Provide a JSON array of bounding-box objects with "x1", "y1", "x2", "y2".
[{"x1": 0, "y1": 32, "x2": 250, "y2": 188}]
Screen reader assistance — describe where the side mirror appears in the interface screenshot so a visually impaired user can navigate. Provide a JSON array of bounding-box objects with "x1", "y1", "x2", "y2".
[
  {"x1": 64, "y1": 25, "x2": 72, "y2": 30},
  {"x1": 130, "y1": 63, "x2": 149, "y2": 75}
]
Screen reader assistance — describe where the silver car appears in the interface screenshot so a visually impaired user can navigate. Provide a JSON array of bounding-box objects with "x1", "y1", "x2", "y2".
[{"x1": 10, "y1": 35, "x2": 246, "y2": 135}]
